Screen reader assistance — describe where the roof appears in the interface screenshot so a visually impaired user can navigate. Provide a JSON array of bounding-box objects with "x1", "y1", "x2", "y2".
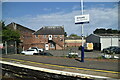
[
  {"x1": 7, "y1": 22, "x2": 35, "y2": 32},
  {"x1": 90, "y1": 34, "x2": 120, "y2": 38},
  {"x1": 34, "y1": 26, "x2": 65, "y2": 35}
]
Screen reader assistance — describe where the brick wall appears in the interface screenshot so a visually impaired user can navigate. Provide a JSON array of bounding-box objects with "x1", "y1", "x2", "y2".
[
  {"x1": 65, "y1": 43, "x2": 82, "y2": 47},
  {"x1": 7, "y1": 23, "x2": 35, "y2": 50},
  {"x1": 33, "y1": 34, "x2": 65, "y2": 50}
]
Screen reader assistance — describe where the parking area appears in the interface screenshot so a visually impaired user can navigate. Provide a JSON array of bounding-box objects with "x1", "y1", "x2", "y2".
[{"x1": 45, "y1": 50, "x2": 102, "y2": 58}]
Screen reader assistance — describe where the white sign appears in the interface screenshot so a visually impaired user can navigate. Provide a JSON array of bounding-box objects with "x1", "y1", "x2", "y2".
[
  {"x1": 75, "y1": 14, "x2": 89, "y2": 24},
  {"x1": 0, "y1": 43, "x2": 3, "y2": 48}
]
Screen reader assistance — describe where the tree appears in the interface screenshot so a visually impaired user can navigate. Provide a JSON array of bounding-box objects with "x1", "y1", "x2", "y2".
[
  {"x1": 70, "y1": 34, "x2": 78, "y2": 37},
  {"x1": 64, "y1": 32, "x2": 67, "y2": 37},
  {"x1": 1, "y1": 21, "x2": 20, "y2": 43},
  {"x1": 69, "y1": 34, "x2": 81, "y2": 38},
  {"x1": 93, "y1": 28, "x2": 106, "y2": 34},
  {"x1": 106, "y1": 29, "x2": 112, "y2": 34},
  {"x1": 93, "y1": 28, "x2": 119, "y2": 34},
  {"x1": 2, "y1": 28, "x2": 20, "y2": 42}
]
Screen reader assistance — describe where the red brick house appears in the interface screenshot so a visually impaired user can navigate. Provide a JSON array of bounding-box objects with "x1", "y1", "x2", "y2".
[
  {"x1": 34, "y1": 26, "x2": 65, "y2": 50},
  {"x1": 7, "y1": 22, "x2": 35, "y2": 50}
]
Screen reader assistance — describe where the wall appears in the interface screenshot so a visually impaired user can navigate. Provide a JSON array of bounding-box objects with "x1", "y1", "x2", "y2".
[
  {"x1": 100, "y1": 37, "x2": 119, "y2": 50},
  {"x1": 33, "y1": 35, "x2": 65, "y2": 50},
  {"x1": 86, "y1": 34, "x2": 100, "y2": 43},
  {"x1": 56, "y1": 44, "x2": 63, "y2": 50},
  {"x1": 65, "y1": 40, "x2": 85, "y2": 47}
]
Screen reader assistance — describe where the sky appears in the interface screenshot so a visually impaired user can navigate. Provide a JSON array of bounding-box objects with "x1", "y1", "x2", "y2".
[{"x1": 2, "y1": 2, "x2": 119, "y2": 36}]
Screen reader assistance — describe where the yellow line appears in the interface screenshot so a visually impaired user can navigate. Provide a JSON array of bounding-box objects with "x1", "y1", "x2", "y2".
[{"x1": 1, "y1": 58, "x2": 119, "y2": 74}]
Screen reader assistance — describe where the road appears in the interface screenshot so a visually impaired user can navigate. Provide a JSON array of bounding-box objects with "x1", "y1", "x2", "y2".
[{"x1": 1, "y1": 54, "x2": 120, "y2": 79}]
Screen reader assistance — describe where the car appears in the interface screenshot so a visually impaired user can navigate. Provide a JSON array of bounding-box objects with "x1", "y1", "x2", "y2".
[
  {"x1": 110, "y1": 47, "x2": 120, "y2": 54},
  {"x1": 102, "y1": 46, "x2": 118, "y2": 54},
  {"x1": 102, "y1": 53, "x2": 119, "y2": 59},
  {"x1": 21, "y1": 49, "x2": 38, "y2": 55},
  {"x1": 101, "y1": 46, "x2": 120, "y2": 59},
  {"x1": 34, "y1": 52, "x2": 53, "y2": 56},
  {"x1": 29, "y1": 47, "x2": 44, "y2": 52}
]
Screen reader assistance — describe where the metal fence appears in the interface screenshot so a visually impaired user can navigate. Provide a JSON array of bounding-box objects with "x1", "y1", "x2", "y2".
[{"x1": 2, "y1": 41, "x2": 22, "y2": 55}]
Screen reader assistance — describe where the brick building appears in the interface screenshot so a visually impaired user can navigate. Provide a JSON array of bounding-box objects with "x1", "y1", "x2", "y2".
[
  {"x1": 7, "y1": 23, "x2": 65, "y2": 50},
  {"x1": 7, "y1": 22, "x2": 35, "y2": 50},
  {"x1": 34, "y1": 26, "x2": 65, "y2": 50}
]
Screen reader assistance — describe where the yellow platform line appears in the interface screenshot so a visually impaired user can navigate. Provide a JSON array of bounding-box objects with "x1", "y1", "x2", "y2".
[{"x1": 1, "y1": 57, "x2": 119, "y2": 74}]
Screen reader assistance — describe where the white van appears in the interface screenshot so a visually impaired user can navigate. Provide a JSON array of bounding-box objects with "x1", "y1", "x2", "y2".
[{"x1": 84, "y1": 43, "x2": 93, "y2": 51}]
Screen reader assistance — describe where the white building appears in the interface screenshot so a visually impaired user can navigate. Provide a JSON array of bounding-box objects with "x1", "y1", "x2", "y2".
[{"x1": 86, "y1": 34, "x2": 120, "y2": 51}]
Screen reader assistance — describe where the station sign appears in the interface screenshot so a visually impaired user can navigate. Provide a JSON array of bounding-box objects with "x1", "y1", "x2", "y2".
[{"x1": 75, "y1": 14, "x2": 89, "y2": 24}]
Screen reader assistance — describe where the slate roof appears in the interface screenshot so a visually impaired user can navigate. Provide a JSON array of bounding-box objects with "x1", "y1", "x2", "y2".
[
  {"x1": 89, "y1": 34, "x2": 120, "y2": 38},
  {"x1": 7, "y1": 22, "x2": 35, "y2": 32},
  {"x1": 34, "y1": 26, "x2": 65, "y2": 35}
]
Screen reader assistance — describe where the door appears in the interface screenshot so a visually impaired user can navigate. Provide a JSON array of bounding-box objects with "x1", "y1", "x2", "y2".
[{"x1": 45, "y1": 44, "x2": 49, "y2": 50}]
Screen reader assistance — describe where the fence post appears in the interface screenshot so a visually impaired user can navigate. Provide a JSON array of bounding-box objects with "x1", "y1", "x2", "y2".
[
  {"x1": 15, "y1": 41, "x2": 17, "y2": 54},
  {"x1": 5, "y1": 41, "x2": 7, "y2": 55}
]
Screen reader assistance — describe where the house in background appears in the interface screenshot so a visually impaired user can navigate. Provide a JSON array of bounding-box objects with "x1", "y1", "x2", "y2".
[
  {"x1": 7, "y1": 23, "x2": 65, "y2": 50},
  {"x1": 34, "y1": 26, "x2": 65, "y2": 50},
  {"x1": 7, "y1": 22, "x2": 35, "y2": 50},
  {"x1": 86, "y1": 34, "x2": 120, "y2": 51}
]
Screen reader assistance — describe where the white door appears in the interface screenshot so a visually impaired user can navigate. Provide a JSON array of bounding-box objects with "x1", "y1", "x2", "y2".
[
  {"x1": 48, "y1": 35, "x2": 52, "y2": 40},
  {"x1": 45, "y1": 44, "x2": 49, "y2": 50}
]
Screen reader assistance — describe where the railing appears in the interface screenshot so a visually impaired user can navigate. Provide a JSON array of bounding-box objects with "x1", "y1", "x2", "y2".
[{"x1": 52, "y1": 38, "x2": 64, "y2": 48}]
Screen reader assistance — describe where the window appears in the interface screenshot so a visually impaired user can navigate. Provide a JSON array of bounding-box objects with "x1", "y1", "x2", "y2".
[
  {"x1": 35, "y1": 35, "x2": 38, "y2": 38},
  {"x1": 43, "y1": 35, "x2": 46, "y2": 38},
  {"x1": 54, "y1": 35, "x2": 58, "y2": 38},
  {"x1": 50, "y1": 43, "x2": 55, "y2": 48},
  {"x1": 60, "y1": 35, "x2": 62, "y2": 38}
]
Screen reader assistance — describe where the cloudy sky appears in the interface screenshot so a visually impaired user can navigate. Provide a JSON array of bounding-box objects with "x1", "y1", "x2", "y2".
[{"x1": 2, "y1": 2, "x2": 119, "y2": 36}]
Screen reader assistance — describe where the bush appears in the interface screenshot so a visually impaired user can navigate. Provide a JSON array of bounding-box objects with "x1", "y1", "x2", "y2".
[{"x1": 68, "y1": 54, "x2": 78, "y2": 58}]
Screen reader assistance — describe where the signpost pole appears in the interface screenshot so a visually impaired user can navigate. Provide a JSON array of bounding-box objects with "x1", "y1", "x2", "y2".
[
  {"x1": 75, "y1": 0, "x2": 89, "y2": 62},
  {"x1": 81, "y1": 0, "x2": 84, "y2": 62}
]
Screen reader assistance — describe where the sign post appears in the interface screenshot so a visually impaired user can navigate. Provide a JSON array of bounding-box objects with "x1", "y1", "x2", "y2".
[
  {"x1": 75, "y1": 0, "x2": 89, "y2": 62},
  {"x1": 81, "y1": 0, "x2": 84, "y2": 62}
]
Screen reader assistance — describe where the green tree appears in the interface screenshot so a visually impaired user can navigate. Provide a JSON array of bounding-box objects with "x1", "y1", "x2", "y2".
[
  {"x1": 93, "y1": 28, "x2": 119, "y2": 34},
  {"x1": 1, "y1": 21, "x2": 20, "y2": 43},
  {"x1": 64, "y1": 32, "x2": 67, "y2": 37},
  {"x1": 106, "y1": 29, "x2": 112, "y2": 34},
  {"x1": 2, "y1": 28, "x2": 20, "y2": 42},
  {"x1": 69, "y1": 34, "x2": 81, "y2": 38},
  {"x1": 70, "y1": 34, "x2": 78, "y2": 37},
  {"x1": 93, "y1": 28, "x2": 106, "y2": 34}
]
